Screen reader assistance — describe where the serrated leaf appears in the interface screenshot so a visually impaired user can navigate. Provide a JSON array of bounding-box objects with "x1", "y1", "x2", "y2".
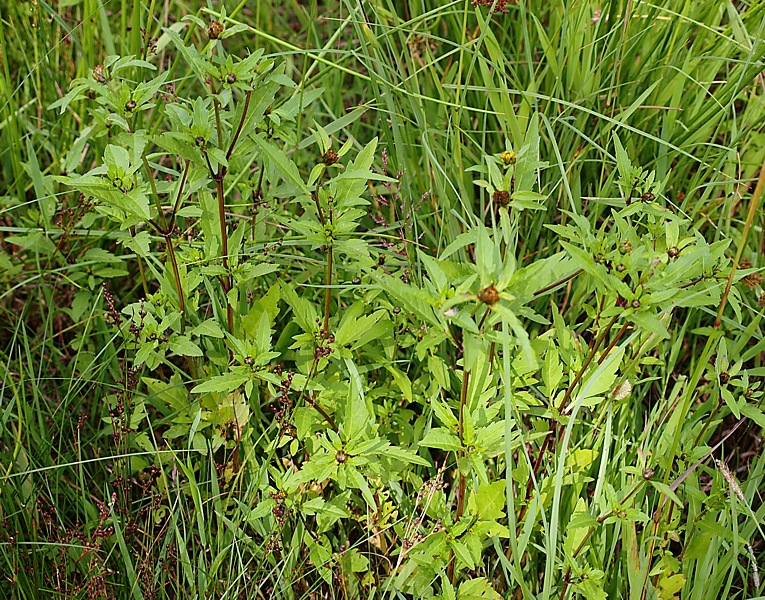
[
  {"x1": 468, "y1": 481, "x2": 506, "y2": 521},
  {"x1": 169, "y1": 336, "x2": 203, "y2": 357},
  {"x1": 419, "y1": 427, "x2": 462, "y2": 451},
  {"x1": 191, "y1": 320, "x2": 225, "y2": 339},
  {"x1": 192, "y1": 373, "x2": 249, "y2": 394},
  {"x1": 451, "y1": 540, "x2": 475, "y2": 570},
  {"x1": 251, "y1": 135, "x2": 310, "y2": 195}
]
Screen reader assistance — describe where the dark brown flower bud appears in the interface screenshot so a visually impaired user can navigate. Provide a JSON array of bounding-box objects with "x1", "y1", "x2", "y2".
[
  {"x1": 479, "y1": 284, "x2": 500, "y2": 306},
  {"x1": 493, "y1": 190, "x2": 510, "y2": 206},
  {"x1": 226, "y1": 73, "x2": 237, "y2": 84},
  {"x1": 125, "y1": 100, "x2": 137, "y2": 112},
  {"x1": 322, "y1": 148, "x2": 339, "y2": 166},
  {"x1": 208, "y1": 21, "x2": 224, "y2": 39}
]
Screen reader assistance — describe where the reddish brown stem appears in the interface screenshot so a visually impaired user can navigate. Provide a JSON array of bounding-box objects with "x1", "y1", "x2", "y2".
[
  {"x1": 515, "y1": 316, "x2": 619, "y2": 528},
  {"x1": 216, "y1": 176, "x2": 234, "y2": 333},
  {"x1": 532, "y1": 269, "x2": 583, "y2": 297},
  {"x1": 226, "y1": 90, "x2": 252, "y2": 161}
]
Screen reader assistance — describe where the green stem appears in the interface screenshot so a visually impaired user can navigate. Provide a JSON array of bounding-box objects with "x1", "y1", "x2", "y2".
[
  {"x1": 448, "y1": 367, "x2": 470, "y2": 585},
  {"x1": 322, "y1": 245, "x2": 333, "y2": 337},
  {"x1": 142, "y1": 155, "x2": 167, "y2": 231},
  {"x1": 216, "y1": 176, "x2": 233, "y2": 333},
  {"x1": 559, "y1": 478, "x2": 649, "y2": 600},
  {"x1": 168, "y1": 159, "x2": 191, "y2": 232},
  {"x1": 130, "y1": 226, "x2": 149, "y2": 297},
  {"x1": 516, "y1": 316, "x2": 619, "y2": 527}
]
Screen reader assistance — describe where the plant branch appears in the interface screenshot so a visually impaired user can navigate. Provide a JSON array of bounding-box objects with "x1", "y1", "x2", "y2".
[
  {"x1": 226, "y1": 89, "x2": 252, "y2": 161},
  {"x1": 532, "y1": 269, "x2": 583, "y2": 297}
]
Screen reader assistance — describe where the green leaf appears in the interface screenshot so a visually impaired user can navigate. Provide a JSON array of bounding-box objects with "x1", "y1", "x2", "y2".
[
  {"x1": 169, "y1": 336, "x2": 203, "y2": 357},
  {"x1": 419, "y1": 427, "x2": 462, "y2": 451},
  {"x1": 192, "y1": 373, "x2": 249, "y2": 394},
  {"x1": 458, "y1": 577, "x2": 501, "y2": 599},
  {"x1": 542, "y1": 344, "x2": 563, "y2": 392},
  {"x1": 575, "y1": 346, "x2": 624, "y2": 409},
  {"x1": 343, "y1": 369, "x2": 370, "y2": 443},
  {"x1": 345, "y1": 465, "x2": 376, "y2": 507},
  {"x1": 383, "y1": 445, "x2": 430, "y2": 467},
  {"x1": 251, "y1": 135, "x2": 310, "y2": 195},
  {"x1": 451, "y1": 540, "x2": 475, "y2": 570},
  {"x1": 280, "y1": 281, "x2": 320, "y2": 334},
  {"x1": 475, "y1": 226, "x2": 497, "y2": 285},
  {"x1": 468, "y1": 481, "x2": 506, "y2": 521},
  {"x1": 564, "y1": 498, "x2": 593, "y2": 556},
  {"x1": 254, "y1": 311, "x2": 272, "y2": 357},
  {"x1": 191, "y1": 320, "x2": 225, "y2": 339},
  {"x1": 740, "y1": 403, "x2": 765, "y2": 428},
  {"x1": 649, "y1": 481, "x2": 683, "y2": 509},
  {"x1": 431, "y1": 394, "x2": 458, "y2": 429},
  {"x1": 629, "y1": 310, "x2": 670, "y2": 339}
]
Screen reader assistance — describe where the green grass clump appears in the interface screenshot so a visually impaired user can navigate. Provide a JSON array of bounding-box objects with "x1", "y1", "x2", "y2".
[{"x1": 1, "y1": 1, "x2": 764, "y2": 598}]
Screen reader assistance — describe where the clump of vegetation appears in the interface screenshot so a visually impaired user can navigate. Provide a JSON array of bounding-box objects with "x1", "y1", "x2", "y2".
[{"x1": 1, "y1": 1, "x2": 764, "y2": 599}]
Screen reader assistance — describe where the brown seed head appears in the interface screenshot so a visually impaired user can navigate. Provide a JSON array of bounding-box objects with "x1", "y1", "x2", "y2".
[
  {"x1": 493, "y1": 190, "x2": 510, "y2": 206},
  {"x1": 479, "y1": 284, "x2": 500, "y2": 305},
  {"x1": 93, "y1": 65, "x2": 106, "y2": 83},
  {"x1": 743, "y1": 272, "x2": 762, "y2": 289},
  {"x1": 208, "y1": 21, "x2": 225, "y2": 39},
  {"x1": 322, "y1": 148, "x2": 339, "y2": 166}
]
